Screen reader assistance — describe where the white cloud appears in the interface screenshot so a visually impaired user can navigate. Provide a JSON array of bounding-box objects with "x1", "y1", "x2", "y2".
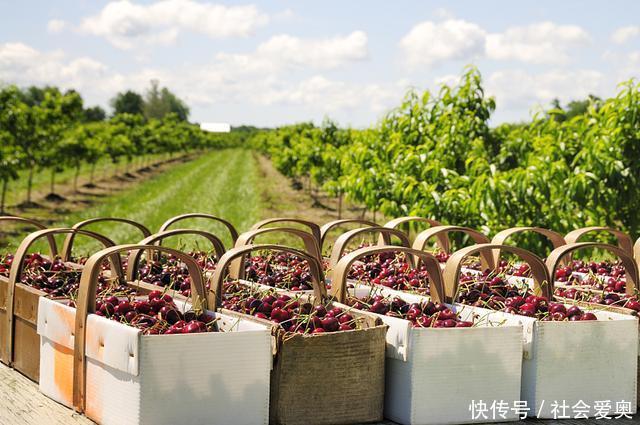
[
  {"x1": 47, "y1": 19, "x2": 67, "y2": 33},
  {"x1": 79, "y1": 0, "x2": 269, "y2": 49},
  {"x1": 400, "y1": 19, "x2": 487, "y2": 67},
  {"x1": 252, "y1": 75, "x2": 396, "y2": 112},
  {"x1": 0, "y1": 42, "x2": 114, "y2": 97},
  {"x1": 401, "y1": 19, "x2": 590, "y2": 67},
  {"x1": 215, "y1": 31, "x2": 368, "y2": 73},
  {"x1": 611, "y1": 26, "x2": 640, "y2": 44},
  {"x1": 486, "y1": 22, "x2": 590, "y2": 64},
  {"x1": 486, "y1": 69, "x2": 606, "y2": 110}
]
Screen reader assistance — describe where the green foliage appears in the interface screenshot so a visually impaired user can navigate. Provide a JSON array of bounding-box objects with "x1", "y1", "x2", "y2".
[
  {"x1": 143, "y1": 80, "x2": 190, "y2": 121},
  {"x1": 0, "y1": 83, "x2": 242, "y2": 205},
  {"x1": 110, "y1": 90, "x2": 145, "y2": 116},
  {"x1": 83, "y1": 105, "x2": 106, "y2": 122},
  {"x1": 250, "y1": 68, "x2": 640, "y2": 243}
]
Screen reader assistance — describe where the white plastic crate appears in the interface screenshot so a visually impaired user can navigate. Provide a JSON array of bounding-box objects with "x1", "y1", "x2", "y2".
[
  {"x1": 329, "y1": 245, "x2": 524, "y2": 424},
  {"x1": 445, "y1": 243, "x2": 639, "y2": 418},
  {"x1": 351, "y1": 285, "x2": 524, "y2": 425},
  {"x1": 38, "y1": 296, "x2": 273, "y2": 425},
  {"x1": 37, "y1": 244, "x2": 274, "y2": 425}
]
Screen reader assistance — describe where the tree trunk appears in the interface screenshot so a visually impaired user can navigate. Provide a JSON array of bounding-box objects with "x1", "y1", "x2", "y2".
[
  {"x1": 50, "y1": 168, "x2": 56, "y2": 194},
  {"x1": 1, "y1": 179, "x2": 7, "y2": 214},
  {"x1": 73, "y1": 164, "x2": 80, "y2": 192},
  {"x1": 338, "y1": 192, "x2": 343, "y2": 220},
  {"x1": 90, "y1": 163, "x2": 96, "y2": 184},
  {"x1": 26, "y1": 167, "x2": 34, "y2": 204}
]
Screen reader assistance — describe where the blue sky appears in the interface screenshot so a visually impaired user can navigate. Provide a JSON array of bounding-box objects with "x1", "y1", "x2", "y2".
[{"x1": 1, "y1": 0, "x2": 639, "y2": 127}]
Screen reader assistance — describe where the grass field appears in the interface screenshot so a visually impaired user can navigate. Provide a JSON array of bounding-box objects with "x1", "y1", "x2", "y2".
[
  {"x1": 42, "y1": 149, "x2": 262, "y2": 254},
  {"x1": 4, "y1": 154, "x2": 168, "y2": 208},
  {"x1": 1, "y1": 148, "x2": 376, "y2": 257}
]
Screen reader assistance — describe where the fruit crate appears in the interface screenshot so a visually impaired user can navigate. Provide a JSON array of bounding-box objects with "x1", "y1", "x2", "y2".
[
  {"x1": 126, "y1": 227, "x2": 228, "y2": 297},
  {"x1": 158, "y1": 212, "x2": 239, "y2": 247},
  {"x1": 251, "y1": 217, "x2": 322, "y2": 248},
  {"x1": 329, "y1": 245, "x2": 524, "y2": 425},
  {"x1": 319, "y1": 218, "x2": 378, "y2": 255},
  {"x1": 326, "y1": 226, "x2": 411, "y2": 268},
  {"x1": 382, "y1": 216, "x2": 442, "y2": 243},
  {"x1": 211, "y1": 243, "x2": 387, "y2": 425},
  {"x1": 2, "y1": 226, "x2": 121, "y2": 382},
  {"x1": 230, "y1": 226, "x2": 323, "y2": 278},
  {"x1": 60, "y1": 217, "x2": 151, "y2": 262},
  {"x1": 38, "y1": 244, "x2": 273, "y2": 425},
  {"x1": 0, "y1": 216, "x2": 56, "y2": 368},
  {"x1": 444, "y1": 244, "x2": 639, "y2": 418},
  {"x1": 410, "y1": 225, "x2": 494, "y2": 269}
]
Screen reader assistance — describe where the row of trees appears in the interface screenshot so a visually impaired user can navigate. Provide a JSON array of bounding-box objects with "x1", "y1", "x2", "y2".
[
  {"x1": 251, "y1": 67, "x2": 640, "y2": 241},
  {"x1": 0, "y1": 83, "x2": 239, "y2": 213}
]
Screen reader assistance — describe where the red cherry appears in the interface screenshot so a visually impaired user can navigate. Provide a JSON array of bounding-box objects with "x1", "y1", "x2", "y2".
[{"x1": 148, "y1": 290, "x2": 163, "y2": 300}]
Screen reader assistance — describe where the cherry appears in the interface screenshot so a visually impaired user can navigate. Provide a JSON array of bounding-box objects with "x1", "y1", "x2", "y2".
[
  {"x1": 549, "y1": 303, "x2": 567, "y2": 315},
  {"x1": 566, "y1": 306, "x2": 582, "y2": 317},
  {"x1": 320, "y1": 317, "x2": 339, "y2": 332},
  {"x1": 313, "y1": 305, "x2": 327, "y2": 317}
]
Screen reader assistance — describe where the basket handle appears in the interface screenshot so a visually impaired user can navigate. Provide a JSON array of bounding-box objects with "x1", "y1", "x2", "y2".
[
  {"x1": 383, "y1": 216, "x2": 442, "y2": 236},
  {"x1": 125, "y1": 229, "x2": 227, "y2": 281},
  {"x1": 565, "y1": 227, "x2": 633, "y2": 257},
  {"x1": 328, "y1": 245, "x2": 445, "y2": 304},
  {"x1": 229, "y1": 227, "x2": 322, "y2": 279},
  {"x1": 491, "y1": 227, "x2": 566, "y2": 266},
  {"x1": 412, "y1": 225, "x2": 493, "y2": 269},
  {"x1": 4, "y1": 228, "x2": 119, "y2": 365},
  {"x1": 159, "y1": 213, "x2": 239, "y2": 245},
  {"x1": 546, "y1": 242, "x2": 639, "y2": 296},
  {"x1": 251, "y1": 218, "x2": 321, "y2": 247},
  {"x1": 210, "y1": 244, "x2": 326, "y2": 308},
  {"x1": 319, "y1": 219, "x2": 378, "y2": 250},
  {"x1": 328, "y1": 226, "x2": 411, "y2": 268},
  {"x1": 60, "y1": 217, "x2": 151, "y2": 261},
  {"x1": 443, "y1": 244, "x2": 550, "y2": 303},
  {"x1": 0, "y1": 216, "x2": 57, "y2": 257},
  {"x1": 73, "y1": 244, "x2": 206, "y2": 412}
]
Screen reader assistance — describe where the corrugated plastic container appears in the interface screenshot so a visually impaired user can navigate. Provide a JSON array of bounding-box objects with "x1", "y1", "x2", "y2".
[
  {"x1": 38, "y1": 244, "x2": 273, "y2": 425},
  {"x1": 444, "y1": 243, "x2": 639, "y2": 418},
  {"x1": 329, "y1": 245, "x2": 524, "y2": 424}
]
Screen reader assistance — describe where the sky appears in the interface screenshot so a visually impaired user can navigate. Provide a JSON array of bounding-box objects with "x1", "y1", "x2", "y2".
[{"x1": 1, "y1": 0, "x2": 639, "y2": 127}]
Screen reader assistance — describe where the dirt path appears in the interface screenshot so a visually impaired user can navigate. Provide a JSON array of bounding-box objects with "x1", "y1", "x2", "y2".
[{"x1": 255, "y1": 152, "x2": 375, "y2": 224}]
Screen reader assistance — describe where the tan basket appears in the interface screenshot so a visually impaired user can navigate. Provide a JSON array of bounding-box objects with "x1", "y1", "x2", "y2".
[
  {"x1": 2, "y1": 227, "x2": 120, "y2": 381},
  {"x1": 127, "y1": 228, "x2": 227, "y2": 273},
  {"x1": 319, "y1": 219, "x2": 377, "y2": 253},
  {"x1": 60, "y1": 217, "x2": 151, "y2": 261},
  {"x1": 327, "y1": 226, "x2": 410, "y2": 267},
  {"x1": 382, "y1": 216, "x2": 442, "y2": 244},
  {"x1": 251, "y1": 217, "x2": 322, "y2": 247},
  {"x1": 565, "y1": 226, "x2": 634, "y2": 256},
  {"x1": 1, "y1": 217, "x2": 56, "y2": 366},
  {"x1": 211, "y1": 243, "x2": 387, "y2": 425},
  {"x1": 412, "y1": 225, "x2": 492, "y2": 269},
  {"x1": 159, "y1": 213, "x2": 239, "y2": 247},
  {"x1": 491, "y1": 226, "x2": 566, "y2": 266}
]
